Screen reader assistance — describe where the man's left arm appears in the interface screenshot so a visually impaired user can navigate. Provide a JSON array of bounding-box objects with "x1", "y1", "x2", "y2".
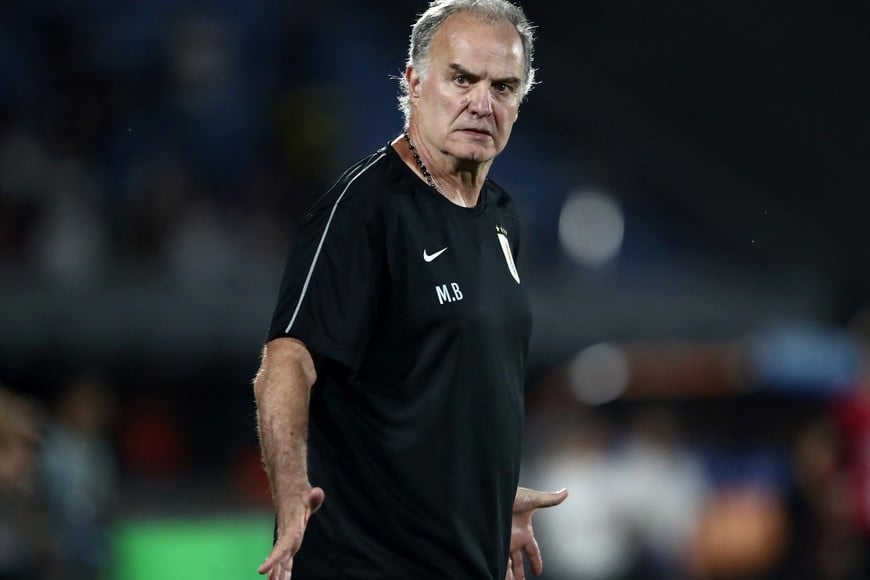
[{"x1": 506, "y1": 486, "x2": 569, "y2": 580}]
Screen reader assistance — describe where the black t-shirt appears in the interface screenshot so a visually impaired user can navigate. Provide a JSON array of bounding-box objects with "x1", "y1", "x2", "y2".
[{"x1": 268, "y1": 144, "x2": 532, "y2": 579}]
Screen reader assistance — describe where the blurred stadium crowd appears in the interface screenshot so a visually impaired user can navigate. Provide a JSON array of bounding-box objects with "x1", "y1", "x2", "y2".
[
  {"x1": 2, "y1": 1, "x2": 869, "y2": 579},
  {"x1": 0, "y1": 1, "x2": 340, "y2": 288}
]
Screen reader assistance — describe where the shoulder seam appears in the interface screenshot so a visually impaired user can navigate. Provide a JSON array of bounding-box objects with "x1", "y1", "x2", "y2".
[{"x1": 285, "y1": 151, "x2": 386, "y2": 334}]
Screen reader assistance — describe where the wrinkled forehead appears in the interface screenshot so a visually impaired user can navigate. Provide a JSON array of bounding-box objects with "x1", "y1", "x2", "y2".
[{"x1": 429, "y1": 12, "x2": 525, "y2": 78}]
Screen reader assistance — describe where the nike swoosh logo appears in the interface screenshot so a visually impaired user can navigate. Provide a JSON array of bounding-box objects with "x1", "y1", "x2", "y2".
[{"x1": 423, "y1": 247, "x2": 448, "y2": 262}]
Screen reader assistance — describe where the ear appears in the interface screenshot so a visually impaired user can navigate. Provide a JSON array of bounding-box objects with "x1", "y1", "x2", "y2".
[{"x1": 406, "y1": 66, "x2": 421, "y2": 98}]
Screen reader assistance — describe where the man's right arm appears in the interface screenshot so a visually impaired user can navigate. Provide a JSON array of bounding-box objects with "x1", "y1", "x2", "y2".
[{"x1": 253, "y1": 337, "x2": 325, "y2": 578}]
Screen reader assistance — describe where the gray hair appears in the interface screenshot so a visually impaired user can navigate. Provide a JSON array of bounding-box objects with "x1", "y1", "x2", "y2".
[{"x1": 397, "y1": 0, "x2": 537, "y2": 125}]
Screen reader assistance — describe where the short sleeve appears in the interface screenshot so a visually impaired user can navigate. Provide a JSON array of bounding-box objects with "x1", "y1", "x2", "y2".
[{"x1": 268, "y1": 198, "x2": 384, "y2": 371}]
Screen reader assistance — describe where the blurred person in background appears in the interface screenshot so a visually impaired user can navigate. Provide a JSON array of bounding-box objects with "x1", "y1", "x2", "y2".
[
  {"x1": 530, "y1": 409, "x2": 709, "y2": 580},
  {"x1": 253, "y1": 1, "x2": 567, "y2": 579},
  {"x1": 0, "y1": 385, "x2": 52, "y2": 580},
  {"x1": 777, "y1": 416, "x2": 861, "y2": 579},
  {"x1": 833, "y1": 308, "x2": 870, "y2": 577},
  {"x1": 528, "y1": 417, "x2": 633, "y2": 580},
  {"x1": 39, "y1": 375, "x2": 118, "y2": 580},
  {"x1": 613, "y1": 409, "x2": 709, "y2": 577}
]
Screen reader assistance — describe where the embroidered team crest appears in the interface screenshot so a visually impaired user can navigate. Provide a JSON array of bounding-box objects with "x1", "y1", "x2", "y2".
[{"x1": 496, "y1": 226, "x2": 520, "y2": 284}]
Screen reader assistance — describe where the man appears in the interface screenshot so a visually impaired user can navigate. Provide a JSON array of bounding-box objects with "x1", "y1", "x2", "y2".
[{"x1": 254, "y1": 1, "x2": 566, "y2": 578}]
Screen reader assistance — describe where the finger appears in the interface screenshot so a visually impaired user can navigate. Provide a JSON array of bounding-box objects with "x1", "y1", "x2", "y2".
[
  {"x1": 259, "y1": 549, "x2": 279, "y2": 574},
  {"x1": 262, "y1": 555, "x2": 292, "y2": 578},
  {"x1": 269, "y1": 562, "x2": 282, "y2": 580},
  {"x1": 525, "y1": 537, "x2": 543, "y2": 576},
  {"x1": 259, "y1": 534, "x2": 297, "y2": 574},
  {"x1": 259, "y1": 544, "x2": 287, "y2": 574},
  {"x1": 267, "y1": 562, "x2": 280, "y2": 580},
  {"x1": 511, "y1": 549, "x2": 525, "y2": 580},
  {"x1": 505, "y1": 558, "x2": 514, "y2": 580},
  {"x1": 270, "y1": 559, "x2": 291, "y2": 580}
]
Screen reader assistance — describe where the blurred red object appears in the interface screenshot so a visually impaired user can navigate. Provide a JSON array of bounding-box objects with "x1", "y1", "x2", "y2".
[
  {"x1": 118, "y1": 400, "x2": 188, "y2": 480},
  {"x1": 834, "y1": 382, "x2": 870, "y2": 535},
  {"x1": 229, "y1": 445, "x2": 272, "y2": 508}
]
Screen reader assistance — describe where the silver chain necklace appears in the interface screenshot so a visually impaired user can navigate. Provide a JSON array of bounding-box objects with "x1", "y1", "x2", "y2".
[{"x1": 403, "y1": 132, "x2": 439, "y2": 191}]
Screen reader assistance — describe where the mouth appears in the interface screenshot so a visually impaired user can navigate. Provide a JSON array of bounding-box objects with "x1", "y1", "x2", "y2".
[{"x1": 457, "y1": 127, "x2": 492, "y2": 138}]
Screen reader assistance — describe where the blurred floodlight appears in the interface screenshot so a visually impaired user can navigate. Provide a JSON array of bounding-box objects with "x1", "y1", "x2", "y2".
[
  {"x1": 558, "y1": 189, "x2": 625, "y2": 266},
  {"x1": 568, "y1": 343, "x2": 630, "y2": 405}
]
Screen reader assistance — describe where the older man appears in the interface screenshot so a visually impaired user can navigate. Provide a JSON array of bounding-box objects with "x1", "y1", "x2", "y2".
[{"x1": 254, "y1": 1, "x2": 566, "y2": 578}]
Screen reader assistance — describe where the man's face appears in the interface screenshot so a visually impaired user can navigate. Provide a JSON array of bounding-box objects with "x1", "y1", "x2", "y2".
[{"x1": 409, "y1": 13, "x2": 525, "y2": 166}]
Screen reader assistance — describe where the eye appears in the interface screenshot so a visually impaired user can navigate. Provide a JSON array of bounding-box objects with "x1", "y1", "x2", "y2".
[
  {"x1": 454, "y1": 74, "x2": 469, "y2": 85},
  {"x1": 494, "y1": 82, "x2": 516, "y2": 96}
]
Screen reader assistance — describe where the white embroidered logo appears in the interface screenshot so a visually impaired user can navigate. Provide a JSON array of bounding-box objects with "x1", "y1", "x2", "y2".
[
  {"x1": 496, "y1": 226, "x2": 520, "y2": 284},
  {"x1": 423, "y1": 247, "x2": 448, "y2": 262}
]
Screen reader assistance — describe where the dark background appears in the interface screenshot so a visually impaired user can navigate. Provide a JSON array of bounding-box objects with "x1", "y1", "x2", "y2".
[{"x1": 1, "y1": 1, "x2": 868, "y2": 578}]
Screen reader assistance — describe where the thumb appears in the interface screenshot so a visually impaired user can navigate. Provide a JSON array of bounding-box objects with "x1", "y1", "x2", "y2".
[
  {"x1": 308, "y1": 486, "x2": 326, "y2": 514},
  {"x1": 532, "y1": 488, "x2": 568, "y2": 509}
]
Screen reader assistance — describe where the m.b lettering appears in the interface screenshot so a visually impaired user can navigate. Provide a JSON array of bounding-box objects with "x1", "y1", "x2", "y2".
[{"x1": 436, "y1": 282, "x2": 464, "y2": 305}]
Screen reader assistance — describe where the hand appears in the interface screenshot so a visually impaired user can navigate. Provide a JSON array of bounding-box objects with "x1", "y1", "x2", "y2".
[
  {"x1": 258, "y1": 486, "x2": 325, "y2": 579},
  {"x1": 506, "y1": 487, "x2": 568, "y2": 580}
]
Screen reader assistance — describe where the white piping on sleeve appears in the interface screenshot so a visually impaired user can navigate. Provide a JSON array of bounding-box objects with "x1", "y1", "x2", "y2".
[{"x1": 285, "y1": 152, "x2": 386, "y2": 333}]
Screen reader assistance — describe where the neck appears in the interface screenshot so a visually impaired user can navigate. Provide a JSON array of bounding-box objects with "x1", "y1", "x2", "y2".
[{"x1": 394, "y1": 130, "x2": 489, "y2": 208}]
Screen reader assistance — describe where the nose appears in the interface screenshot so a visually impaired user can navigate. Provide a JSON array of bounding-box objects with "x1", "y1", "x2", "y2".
[{"x1": 466, "y1": 83, "x2": 493, "y2": 117}]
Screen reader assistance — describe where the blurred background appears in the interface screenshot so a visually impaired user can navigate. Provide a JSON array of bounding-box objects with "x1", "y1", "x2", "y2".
[{"x1": 1, "y1": 0, "x2": 868, "y2": 578}]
